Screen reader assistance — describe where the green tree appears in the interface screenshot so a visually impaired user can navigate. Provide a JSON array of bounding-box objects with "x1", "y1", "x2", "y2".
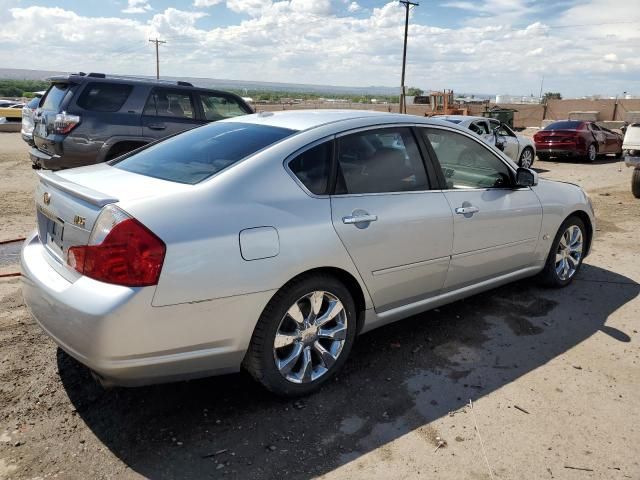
[
  {"x1": 543, "y1": 92, "x2": 562, "y2": 102},
  {"x1": 406, "y1": 87, "x2": 424, "y2": 96}
]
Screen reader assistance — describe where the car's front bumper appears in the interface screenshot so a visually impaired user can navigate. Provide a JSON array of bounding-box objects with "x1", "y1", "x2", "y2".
[{"x1": 21, "y1": 232, "x2": 274, "y2": 386}]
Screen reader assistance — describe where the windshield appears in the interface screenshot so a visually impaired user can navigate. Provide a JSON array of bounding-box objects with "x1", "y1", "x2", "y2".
[
  {"x1": 113, "y1": 122, "x2": 297, "y2": 184},
  {"x1": 544, "y1": 121, "x2": 582, "y2": 130}
]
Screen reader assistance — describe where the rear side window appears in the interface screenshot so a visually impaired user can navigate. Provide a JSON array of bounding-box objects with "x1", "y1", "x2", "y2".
[
  {"x1": 544, "y1": 121, "x2": 582, "y2": 130},
  {"x1": 76, "y1": 82, "x2": 132, "y2": 112},
  {"x1": 199, "y1": 93, "x2": 249, "y2": 121},
  {"x1": 144, "y1": 89, "x2": 195, "y2": 119},
  {"x1": 41, "y1": 83, "x2": 71, "y2": 111},
  {"x1": 113, "y1": 122, "x2": 296, "y2": 184},
  {"x1": 335, "y1": 127, "x2": 429, "y2": 194},
  {"x1": 289, "y1": 141, "x2": 332, "y2": 195}
]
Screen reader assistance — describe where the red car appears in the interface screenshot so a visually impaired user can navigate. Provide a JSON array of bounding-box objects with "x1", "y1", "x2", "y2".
[{"x1": 534, "y1": 121, "x2": 623, "y2": 162}]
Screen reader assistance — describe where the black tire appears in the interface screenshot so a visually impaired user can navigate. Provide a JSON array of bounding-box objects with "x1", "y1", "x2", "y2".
[
  {"x1": 537, "y1": 153, "x2": 550, "y2": 162},
  {"x1": 585, "y1": 143, "x2": 598, "y2": 163},
  {"x1": 632, "y1": 168, "x2": 640, "y2": 199},
  {"x1": 538, "y1": 216, "x2": 587, "y2": 288},
  {"x1": 243, "y1": 273, "x2": 357, "y2": 397},
  {"x1": 518, "y1": 147, "x2": 535, "y2": 168}
]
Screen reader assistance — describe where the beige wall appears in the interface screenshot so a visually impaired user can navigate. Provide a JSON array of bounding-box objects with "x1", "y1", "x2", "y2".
[{"x1": 255, "y1": 99, "x2": 640, "y2": 128}]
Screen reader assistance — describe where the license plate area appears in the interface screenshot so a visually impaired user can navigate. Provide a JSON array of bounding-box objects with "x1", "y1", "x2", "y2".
[
  {"x1": 37, "y1": 206, "x2": 64, "y2": 258},
  {"x1": 35, "y1": 121, "x2": 47, "y2": 138}
]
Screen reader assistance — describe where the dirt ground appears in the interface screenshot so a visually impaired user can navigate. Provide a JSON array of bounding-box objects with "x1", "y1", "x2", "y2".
[{"x1": 0, "y1": 131, "x2": 638, "y2": 479}]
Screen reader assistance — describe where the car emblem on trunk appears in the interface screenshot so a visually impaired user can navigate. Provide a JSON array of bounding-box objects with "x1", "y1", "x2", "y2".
[
  {"x1": 43, "y1": 192, "x2": 51, "y2": 205},
  {"x1": 73, "y1": 215, "x2": 86, "y2": 227}
]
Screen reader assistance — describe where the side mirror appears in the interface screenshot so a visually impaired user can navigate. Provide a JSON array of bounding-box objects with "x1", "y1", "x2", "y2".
[{"x1": 515, "y1": 167, "x2": 538, "y2": 187}]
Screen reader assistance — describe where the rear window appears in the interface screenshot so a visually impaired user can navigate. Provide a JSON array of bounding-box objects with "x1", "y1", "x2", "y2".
[
  {"x1": 27, "y1": 97, "x2": 40, "y2": 109},
  {"x1": 112, "y1": 122, "x2": 296, "y2": 184},
  {"x1": 41, "y1": 83, "x2": 70, "y2": 111},
  {"x1": 76, "y1": 82, "x2": 132, "y2": 112},
  {"x1": 544, "y1": 121, "x2": 582, "y2": 130}
]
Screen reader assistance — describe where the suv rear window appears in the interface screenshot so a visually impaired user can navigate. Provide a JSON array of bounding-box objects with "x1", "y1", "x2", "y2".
[
  {"x1": 112, "y1": 122, "x2": 296, "y2": 184},
  {"x1": 76, "y1": 82, "x2": 132, "y2": 112},
  {"x1": 544, "y1": 121, "x2": 582, "y2": 130},
  {"x1": 41, "y1": 83, "x2": 70, "y2": 111}
]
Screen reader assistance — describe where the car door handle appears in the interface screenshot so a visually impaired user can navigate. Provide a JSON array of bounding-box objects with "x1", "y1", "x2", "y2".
[
  {"x1": 343, "y1": 214, "x2": 378, "y2": 224},
  {"x1": 147, "y1": 123, "x2": 166, "y2": 130},
  {"x1": 455, "y1": 206, "x2": 480, "y2": 215}
]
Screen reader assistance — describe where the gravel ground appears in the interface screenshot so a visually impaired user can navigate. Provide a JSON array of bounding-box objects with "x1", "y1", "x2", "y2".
[{"x1": 0, "y1": 132, "x2": 638, "y2": 479}]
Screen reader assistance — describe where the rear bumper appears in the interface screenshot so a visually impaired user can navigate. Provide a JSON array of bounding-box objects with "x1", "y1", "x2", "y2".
[
  {"x1": 21, "y1": 232, "x2": 274, "y2": 386},
  {"x1": 29, "y1": 146, "x2": 59, "y2": 170},
  {"x1": 535, "y1": 147, "x2": 584, "y2": 157}
]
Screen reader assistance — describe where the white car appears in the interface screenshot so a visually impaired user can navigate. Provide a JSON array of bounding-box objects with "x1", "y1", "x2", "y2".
[{"x1": 436, "y1": 115, "x2": 536, "y2": 168}]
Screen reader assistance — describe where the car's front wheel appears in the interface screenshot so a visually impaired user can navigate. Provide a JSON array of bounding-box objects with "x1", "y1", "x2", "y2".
[
  {"x1": 244, "y1": 273, "x2": 357, "y2": 396},
  {"x1": 632, "y1": 168, "x2": 640, "y2": 199},
  {"x1": 518, "y1": 147, "x2": 535, "y2": 168},
  {"x1": 538, "y1": 216, "x2": 586, "y2": 288}
]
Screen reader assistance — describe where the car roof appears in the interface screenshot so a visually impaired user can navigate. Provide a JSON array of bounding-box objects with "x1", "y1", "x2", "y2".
[
  {"x1": 46, "y1": 73, "x2": 244, "y2": 97},
  {"x1": 435, "y1": 115, "x2": 494, "y2": 124},
  {"x1": 223, "y1": 109, "x2": 460, "y2": 132}
]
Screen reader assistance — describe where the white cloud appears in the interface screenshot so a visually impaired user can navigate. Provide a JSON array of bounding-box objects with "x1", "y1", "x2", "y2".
[
  {"x1": 122, "y1": 0, "x2": 152, "y2": 14},
  {"x1": 347, "y1": 2, "x2": 361, "y2": 13},
  {"x1": 193, "y1": 0, "x2": 224, "y2": 6},
  {"x1": 0, "y1": 2, "x2": 638, "y2": 97}
]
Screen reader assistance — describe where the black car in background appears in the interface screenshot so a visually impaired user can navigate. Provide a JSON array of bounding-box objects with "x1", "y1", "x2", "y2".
[{"x1": 30, "y1": 73, "x2": 253, "y2": 170}]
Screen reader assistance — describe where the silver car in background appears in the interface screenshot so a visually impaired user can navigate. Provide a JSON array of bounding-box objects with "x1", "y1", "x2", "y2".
[
  {"x1": 21, "y1": 110, "x2": 594, "y2": 396},
  {"x1": 436, "y1": 115, "x2": 537, "y2": 168}
]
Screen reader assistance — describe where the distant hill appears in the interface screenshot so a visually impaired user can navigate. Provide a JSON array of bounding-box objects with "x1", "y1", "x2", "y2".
[{"x1": 0, "y1": 68, "x2": 402, "y2": 97}]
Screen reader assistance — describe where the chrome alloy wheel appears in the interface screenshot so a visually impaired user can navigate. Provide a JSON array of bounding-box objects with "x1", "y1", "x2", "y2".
[
  {"x1": 273, "y1": 291, "x2": 347, "y2": 384},
  {"x1": 555, "y1": 225, "x2": 583, "y2": 281},
  {"x1": 588, "y1": 144, "x2": 597, "y2": 162},
  {"x1": 519, "y1": 149, "x2": 533, "y2": 168}
]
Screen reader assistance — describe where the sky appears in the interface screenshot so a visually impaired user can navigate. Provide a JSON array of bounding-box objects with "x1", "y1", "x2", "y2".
[{"x1": 0, "y1": 0, "x2": 638, "y2": 97}]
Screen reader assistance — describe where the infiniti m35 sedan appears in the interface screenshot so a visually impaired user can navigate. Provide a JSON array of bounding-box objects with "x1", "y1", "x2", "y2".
[{"x1": 22, "y1": 110, "x2": 594, "y2": 396}]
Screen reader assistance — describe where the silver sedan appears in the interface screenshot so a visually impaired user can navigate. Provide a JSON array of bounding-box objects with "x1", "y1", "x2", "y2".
[
  {"x1": 436, "y1": 115, "x2": 537, "y2": 168},
  {"x1": 21, "y1": 110, "x2": 594, "y2": 396}
]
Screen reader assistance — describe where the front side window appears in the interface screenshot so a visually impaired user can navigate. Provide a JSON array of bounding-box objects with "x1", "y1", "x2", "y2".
[
  {"x1": 421, "y1": 128, "x2": 512, "y2": 189},
  {"x1": 199, "y1": 94, "x2": 249, "y2": 121},
  {"x1": 113, "y1": 122, "x2": 296, "y2": 184},
  {"x1": 76, "y1": 82, "x2": 132, "y2": 112},
  {"x1": 334, "y1": 127, "x2": 429, "y2": 194},
  {"x1": 470, "y1": 121, "x2": 489, "y2": 135},
  {"x1": 288, "y1": 141, "x2": 332, "y2": 195},
  {"x1": 143, "y1": 89, "x2": 195, "y2": 119}
]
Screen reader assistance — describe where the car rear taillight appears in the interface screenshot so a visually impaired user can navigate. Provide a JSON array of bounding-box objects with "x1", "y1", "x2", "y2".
[
  {"x1": 53, "y1": 111, "x2": 80, "y2": 134},
  {"x1": 67, "y1": 206, "x2": 165, "y2": 287}
]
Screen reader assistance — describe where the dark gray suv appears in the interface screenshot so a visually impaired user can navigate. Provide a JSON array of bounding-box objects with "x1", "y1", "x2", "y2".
[{"x1": 30, "y1": 73, "x2": 253, "y2": 170}]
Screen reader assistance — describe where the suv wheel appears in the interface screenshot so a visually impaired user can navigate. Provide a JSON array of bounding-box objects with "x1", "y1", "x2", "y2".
[{"x1": 244, "y1": 273, "x2": 357, "y2": 396}]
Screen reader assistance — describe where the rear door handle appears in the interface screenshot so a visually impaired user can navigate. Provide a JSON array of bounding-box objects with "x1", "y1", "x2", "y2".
[
  {"x1": 343, "y1": 214, "x2": 378, "y2": 225},
  {"x1": 147, "y1": 123, "x2": 166, "y2": 130},
  {"x1": 455, "y1": 206, "x2": 480, "y2": 215}
]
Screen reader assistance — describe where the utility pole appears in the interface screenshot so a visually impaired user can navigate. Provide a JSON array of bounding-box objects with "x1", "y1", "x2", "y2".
[
  {"x1": 149, "y1": 38, "x2": 166, "y2": 79},
  {"x1": 399, "y1": 1, "x2": 418, "y2": 114}
]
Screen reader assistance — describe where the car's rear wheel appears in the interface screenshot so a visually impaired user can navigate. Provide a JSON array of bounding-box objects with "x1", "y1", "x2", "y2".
[
  {"x1": 632, "y1": 168, "x2": 640, "y2": 199},
  {"x1": 538, "y1": 216, "x2": 586, "y2": 288},
  {"x1": 244, "y1": 273, "x2": 357, "y2": 396},
  {"x1": 518, "y1": 147, "x2": 535, "y2": 168},
  {"x1": 537, "y1": 153, "x2": 550, "y2": 162},
  {"x1": 586, "y1": 143, "x2": 598, "y2": 162}
]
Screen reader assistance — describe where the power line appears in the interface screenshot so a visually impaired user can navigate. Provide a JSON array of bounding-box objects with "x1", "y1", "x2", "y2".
[
  {"x1": 148, "y1": 38, "x2": 167, "y2": 79},
  {"x1": 399, "y1": 1, "x2": 418, "y2": 114}
]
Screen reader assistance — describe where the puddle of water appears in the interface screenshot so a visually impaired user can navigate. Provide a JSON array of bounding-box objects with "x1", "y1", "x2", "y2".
[{"x1": 0, "y1": 241, "x2": 22, "y2": 268}]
